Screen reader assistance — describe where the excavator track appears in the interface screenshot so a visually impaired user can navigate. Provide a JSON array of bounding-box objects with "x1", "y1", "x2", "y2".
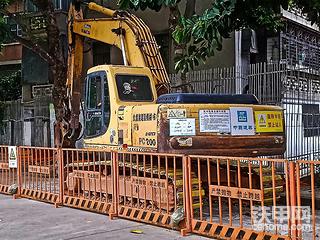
[
  {"x1": 65, "y1": 155, "x2": 284, "y2": 216},
  {"x1": 213, "y1": 160, "x2": 284, "y2": 206},
  {"x1": 65, "y1": 157, "x2": 204, "y2": 213}
]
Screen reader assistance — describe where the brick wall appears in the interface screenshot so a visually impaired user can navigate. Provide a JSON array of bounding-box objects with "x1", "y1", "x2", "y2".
[{"x1": 0, "y1": 43, "x2": 22, "y2": 63}]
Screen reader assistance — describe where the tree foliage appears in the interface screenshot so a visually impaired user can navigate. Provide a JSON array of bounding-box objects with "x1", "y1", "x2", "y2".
[
  {"x1": 0, "y1": 71, "x2": 22, "y2": 101},
  {"x1": 0, "y1": 0, "x2": 11, "y2": 9},
  {"x1": 119, "y1": 0, "x2": 320, "y2": 73},
  {"x1": 0, "y1": 70, "x2": 22, "y2": 129},
  {"x1": 0, "y1": 0, "x2": 12, "y2": 49}
]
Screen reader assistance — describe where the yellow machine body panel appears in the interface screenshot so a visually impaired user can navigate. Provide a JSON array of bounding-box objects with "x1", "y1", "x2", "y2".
[
  {"x1": 131, "y1": 105, "x2": 158, "y2": 149},
  {"x1": 156, "y1": 103, "x2": 284, "y2": 156}
]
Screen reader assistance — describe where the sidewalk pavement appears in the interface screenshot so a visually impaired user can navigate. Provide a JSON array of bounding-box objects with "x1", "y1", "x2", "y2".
[{"x1": 0, "y1": 194, "x2": 209, "y2": 240}]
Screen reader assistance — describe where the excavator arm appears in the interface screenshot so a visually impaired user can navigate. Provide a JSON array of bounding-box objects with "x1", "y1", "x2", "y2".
[{"x1": 59, "y1": 2, "x2": 170, "y2": 147}]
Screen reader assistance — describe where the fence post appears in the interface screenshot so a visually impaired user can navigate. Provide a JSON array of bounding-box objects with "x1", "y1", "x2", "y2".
[
  {"x1": 14, "y1": 146, "x2": 22, "y2": 199},
  {"x1": 288, "y1": 161, "x2": 298, "y2": 239},
  {"x1": 110, "y1": 151, "x2": 118, "y2": 220},
  {"x1": 181, "y1": 155, "x2": 192, "y2": 236},
  {"x1": 56, "y1": 148, "x2": 64, "y2": 208}
]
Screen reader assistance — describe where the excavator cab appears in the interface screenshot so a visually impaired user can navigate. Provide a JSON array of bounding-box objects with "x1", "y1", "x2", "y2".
[{"x1": 83, "y1": 65, "x2": 158, "y2": 148}]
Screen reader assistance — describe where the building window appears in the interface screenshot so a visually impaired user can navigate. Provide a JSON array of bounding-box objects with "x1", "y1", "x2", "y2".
[
  {"x1": 25, "y1": 0, "x2": 71, "y2": 11},
  {"x1": 53, "y1": 0, "x2": 71, "y2": 11},
  {"x1": 3, "y1": 17, "x2": 22, "y2": 41},
  {"x1": 281, "y1": 23, "x2": 320, "y2": 71},
  {"x1": 24, "y1": 0, "x2": 37, "y2": 12},
  {"x1": 10, "y1": 23, "x2": 22, "y2": 37},
  {"x1": 302, "y1": 104, "x2": 320, "y2": 137}
]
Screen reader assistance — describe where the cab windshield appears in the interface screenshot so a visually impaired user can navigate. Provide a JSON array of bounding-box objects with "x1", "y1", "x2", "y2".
[
  {"x1": 116, "y1": 74, "x2": 154, "y2": 102},
  {"x1": 84, "y1": 71, "x2": 110, "y2": 138}
]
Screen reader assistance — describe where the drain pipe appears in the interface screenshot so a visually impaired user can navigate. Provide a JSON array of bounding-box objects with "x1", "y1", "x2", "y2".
[{"x1": 235, "y1": 30, "x2": 242, "y2": 94}]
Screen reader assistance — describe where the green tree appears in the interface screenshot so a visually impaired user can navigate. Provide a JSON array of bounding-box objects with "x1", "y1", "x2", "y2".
[
  {"x1": 0, "y1": 0, "x2": 69, "y2": 147},
  {"x1": 0, "y1": 1, "x2": 22, "y2": 128},
  {"x1": 0, "y1": 1, "x2": 13, "y2": 49},
  {"x1": 0, "y1": 70, "x2": 22, "y2": 129},
  {"x1": 0, "y1": 71, "x2": 22, "y2": 101},
  {"x1": 119, "y1": 0, "x2": 320, "y2": 73}
]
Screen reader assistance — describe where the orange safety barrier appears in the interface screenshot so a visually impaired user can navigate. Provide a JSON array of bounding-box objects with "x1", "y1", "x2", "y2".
[
  {"x1": 1, "y1": 145, "x2": 319, "y2": 239},
  {"x1": 186, "y1": 155, "x2": 292, "y2": 239},
  {"x1": 61, "y1": 148, "x2": 117, "y2": 217},
  {"x1": 18, "y1": 147, "x2": 61, "y2": 204},
  {"x1": 115, "y1": 152, "x2": 189, "y2": 232},
  {"x1": 292, "y1": 160, "x2": 320, "y2": 240},
  {"x1": 61, "y1": 150, "x2": 190, "y2": 232},
  {"x1": 0, "y1": 146, "x2": 18, "y2": 194}
]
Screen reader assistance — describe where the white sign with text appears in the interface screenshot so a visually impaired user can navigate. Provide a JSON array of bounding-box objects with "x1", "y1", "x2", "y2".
[{"x1": 230, "y1": 107, "x2": 255, "y2": 136}]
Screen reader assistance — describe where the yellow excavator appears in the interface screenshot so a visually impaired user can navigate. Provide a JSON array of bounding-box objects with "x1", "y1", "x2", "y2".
[
  {"x1": 62, "y1": 1, "x2": 285, "y2": 211},
  {"x1": 63, "y1": 1, "x2": 285, "y2": 156}
]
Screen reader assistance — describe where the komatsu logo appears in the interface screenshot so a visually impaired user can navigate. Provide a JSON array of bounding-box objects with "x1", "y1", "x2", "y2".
[{"x1": 81, "y1": 24, "x2": 91, "y2": 35}]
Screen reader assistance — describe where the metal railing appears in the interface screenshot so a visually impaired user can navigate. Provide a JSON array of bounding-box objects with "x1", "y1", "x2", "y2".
[
  {"x1": 187, "y1": 155, "x2": 290, "y2": 239},
  {"x1": 169, "y1": 66, "x2": 240, "y2": 94},
  {"x1": 61, "y1": 148, "x2": 116, "y2": 215},
  {"x1": 19, "y1": 147, "x2": 60, "y2": 204},
  {"x1": 169, "y1": 62, "x2": 320, "y2": 161},
  {"x1": 115, "y1": 152, "x2": 188, "y2": 228},
  {"x1": 294, "y1": 160, "x2": 320, "y2": 239}
]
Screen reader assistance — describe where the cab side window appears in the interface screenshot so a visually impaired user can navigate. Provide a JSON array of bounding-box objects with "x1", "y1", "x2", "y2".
[{"x1": 87, "y1": 76, "x2": 102, "y2": 110}]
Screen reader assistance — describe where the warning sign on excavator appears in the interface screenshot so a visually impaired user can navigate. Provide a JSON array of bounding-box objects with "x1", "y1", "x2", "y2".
[
  {"x1": 255, "y1": 111, "x2": 283, "y2": 133},
  {"x1": 167, "y1": 109, "x2": 186, "y2": 119}
]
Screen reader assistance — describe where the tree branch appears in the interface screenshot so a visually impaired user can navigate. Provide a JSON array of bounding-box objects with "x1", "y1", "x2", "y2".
[
  {"x1": 0, "y1": 8, "x2": 53, "y2": 64},
  {"x1": 13, "y1": 35, "x2": 54, "y2": 65},
  {"x1": 0, "y1": 8, "x2": 20, "y2": 22}
]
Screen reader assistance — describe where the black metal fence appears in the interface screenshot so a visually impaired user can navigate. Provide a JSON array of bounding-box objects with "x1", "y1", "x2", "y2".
[
  {"x1": 170, "y1": 62, "x2": 320, "y2": 161},
  {"x1": 0, "y1": 95, "x2": 52, "y2": 147}
]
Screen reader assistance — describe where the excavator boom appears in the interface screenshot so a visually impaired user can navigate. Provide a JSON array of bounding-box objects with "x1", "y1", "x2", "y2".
[
  {"x1": 62, "y1": 2, "x2": 170, "y2": 147},
  {"x1": 69, "y1": 2, "x2": 170, "y2": 93}
]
